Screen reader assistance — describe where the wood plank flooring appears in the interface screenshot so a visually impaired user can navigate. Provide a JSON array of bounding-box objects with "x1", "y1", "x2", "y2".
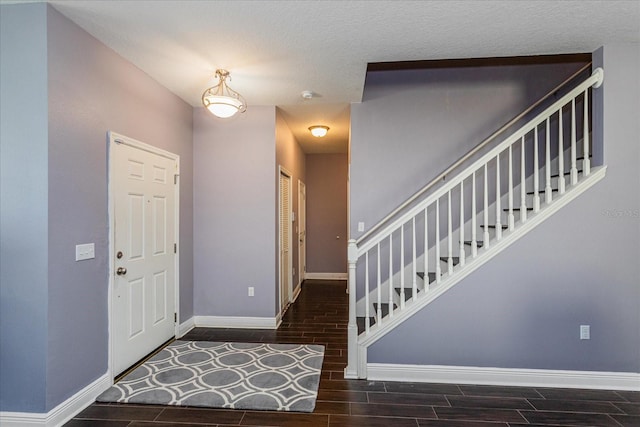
[{"x1": 66, "y1": 280, "x2": 640, "y2": 427}]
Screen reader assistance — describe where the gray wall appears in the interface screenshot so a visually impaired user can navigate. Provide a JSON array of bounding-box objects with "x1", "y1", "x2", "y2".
[
  {"x1": 193, "y1": 106, "x2": 277, "y2": 318},
  {"x1": 306, "y1": 154, "x2": 348, "y2": 274},
  {"x1": 1, "y1": 3, "x2": 194, "y2": 412},
  {"x1": 351, "y1": 62, "x2": 588, "y2": 240},
  {"x1": 275, "y1": 111, "x2": 306, "y2": 291},
  {"x1": 0, "y1": 3, "x2": 49, "y2": 412},
  {"x1": 368, "y1": 44, "x2": 640, "y2": 373}
]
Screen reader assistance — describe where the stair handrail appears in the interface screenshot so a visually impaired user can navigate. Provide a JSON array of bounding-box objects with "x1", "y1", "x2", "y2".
[
  {"x1": 355, "y1": 62, "x2": 593, "y2": 245},
  {"x1": 355, "y1": 67, "x2": 603, "y2": 256}
]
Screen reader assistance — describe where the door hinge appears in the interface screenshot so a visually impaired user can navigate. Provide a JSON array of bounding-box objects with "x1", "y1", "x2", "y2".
[
  {"x1": 174, "y1": 243, "x2": 177, "y2": 253},
  {"x1": 174, "y1": 174, "x2": 179, "y2": 184},
  {"x1": 174, "y1": 313, "x2": 177, "y2": 323}
]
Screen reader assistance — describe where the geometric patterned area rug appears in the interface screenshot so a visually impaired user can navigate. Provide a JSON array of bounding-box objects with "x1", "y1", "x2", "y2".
[{"x1": 97, "y1": 341, "x2": 325, "y2": 413}]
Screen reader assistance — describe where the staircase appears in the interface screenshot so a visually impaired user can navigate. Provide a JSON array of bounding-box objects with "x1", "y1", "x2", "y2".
[{"x1": 345, "y1": 68, "x2": 606, "y2": 379}]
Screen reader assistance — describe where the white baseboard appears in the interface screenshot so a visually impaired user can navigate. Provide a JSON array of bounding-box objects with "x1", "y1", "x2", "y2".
[
  {"x1": 178, "y1": 316, "x2": 195, "y2": 337},
  {"x1": 0, "y1": 373, "x2": 111, "y2": 427},
  {"x1": 291, "y1": 284, "x2": 302, "y2": 303},
  {"x1": 367, "y1": 363, "x2": 640, "y2": 391},
  {"x1": 305, "y1": 273, "x2": 347, "y2": 280},
  {"x1": 194, "y1": 315, "x2": 278, "y2": 329}
]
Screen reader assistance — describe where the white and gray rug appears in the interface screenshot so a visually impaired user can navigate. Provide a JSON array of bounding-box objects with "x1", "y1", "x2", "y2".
[{"x1": 97, "y1": 341, "x2": 325, "y2": 412}]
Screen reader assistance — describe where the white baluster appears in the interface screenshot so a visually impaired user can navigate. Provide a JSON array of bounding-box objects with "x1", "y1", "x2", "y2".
[
  {"x1": 571, "y1": 98, "x2": 578, "y2": 185},
  {"x1": 376, "y1": 243, "x2": 381, "y2": 325},
  {"x1": 508, "y1": 144, "x2": 514, "y2": 231},
  {"x1": 365, "y1": 253, "x2": 369, "y2": 333},
  {"x1": 545, "y1": 117, "x2": 552, "y2": 204},
  {"x1": 400, "y1": 224, "x2": 405, "y2": 309},
  {"x1": 459, "y1": 181, "x2": 466, "y2": 266},
  {"x1": 483, "y1": 164, "x2": 490, "y2": 249},
  {"x1": 583, "y1": 89, "x2": 591, "y2": 176},
  {"x1": 520, "y1": 136, "x2": 527, "y2": 223},
  {"x1": 412, "y1": 217, "x2": 417, "y2": 301},
  {"x1": 495, "y1": 155, "x2": 503, "y2": 241},
  {"x1": 424, "y1": 207, "x2": 429, "y2": 290},
  {"x1": 471, "y1": 172, "x2": 478, "y2": 257},
  {"x1": 558, "y1": 108, "x2": 566, "y2": 194},
  {"x1": 388, "y1": 234, "x2": 393, "y2": 318},
  {"x1": 435, "y1": 198, "x2": 441, "y2": 282},
  {"x1": 447, "y1": 191, "x2": 453, "y2": 275},
  {"x1": 533, "y1": 126, "x2": 540, "y2": 213}
]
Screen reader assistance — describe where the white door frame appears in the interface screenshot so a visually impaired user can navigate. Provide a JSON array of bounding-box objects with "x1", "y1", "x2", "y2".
[
  {"x1": 107, "y1": 131, "x2": 180, "y2": 382},
  {"x1": 278, "y1": 166, "x2": 293, "y2": 315},
  {"x1": 298, "y1": 179, "x2": 306, "y2": 287}
]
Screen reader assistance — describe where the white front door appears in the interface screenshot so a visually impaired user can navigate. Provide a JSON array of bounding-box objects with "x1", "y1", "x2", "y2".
[
  {"x1": 298, "y1": 180, "x2": 306, "y2": 286},
  {"x1": 110, "y1": 133, "x2": 178, "y2": 376},
  {"x1": 279, "y1": 168, "x2": 292, "y2": 313}
]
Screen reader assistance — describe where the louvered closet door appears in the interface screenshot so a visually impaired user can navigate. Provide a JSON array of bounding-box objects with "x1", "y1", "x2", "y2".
[{"x1": 279, "y1": 171, "x2": 291, "y2": 312}]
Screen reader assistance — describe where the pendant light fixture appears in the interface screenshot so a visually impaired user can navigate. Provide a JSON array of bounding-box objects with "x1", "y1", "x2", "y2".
[
  {"x1": 309, "y1": 125, "x2": 329, "y2": 138},
  {"x1": 202, "y1": 69, "x2": 247, "y2": 118}
]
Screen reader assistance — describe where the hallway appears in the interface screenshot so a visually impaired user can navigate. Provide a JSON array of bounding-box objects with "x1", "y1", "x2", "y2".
[{"x1": 66, "y1": 280, "x2": 639, "y2": 426}]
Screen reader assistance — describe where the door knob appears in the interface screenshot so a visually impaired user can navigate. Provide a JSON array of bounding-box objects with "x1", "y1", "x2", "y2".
[{"x1": 116, "y1": 267, "x2": 127, "y2": 276}]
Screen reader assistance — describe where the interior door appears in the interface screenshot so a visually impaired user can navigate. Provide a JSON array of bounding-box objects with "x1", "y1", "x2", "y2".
[
  {"x1": 112, "y1": 138, "x2": 177, "y2": 376},
  {"x1": 279, "y1": 169, "x2": 292, "y2": 313},
  {"x1": 298, "y1": 180, "x2": 306, "y2": 286}
]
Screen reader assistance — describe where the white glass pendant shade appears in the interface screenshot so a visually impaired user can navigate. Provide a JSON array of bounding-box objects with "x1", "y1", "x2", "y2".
[
  {"x1": 202, "y1": 69, "x2": 247, "y2": 119},
  {"x1": 309, "y1": 125, "x2": 329, "y2": 137},
  {"x1": 204, "y1": 95, "x2": 244, "y2": 118}
]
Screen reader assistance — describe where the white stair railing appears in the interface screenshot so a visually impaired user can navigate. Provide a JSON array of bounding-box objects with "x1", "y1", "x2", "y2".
[{"x1": 345, "y1": 68, "x2": 605, "y2": 379}]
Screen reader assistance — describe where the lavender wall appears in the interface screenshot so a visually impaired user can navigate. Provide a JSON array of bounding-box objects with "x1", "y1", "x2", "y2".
[
  {"x1": 275, "y1": 112, "x2": 306, "y2": 293},
  {"x1": 193, "y1": 106, "x2": 276, "y2": 318},
  {"x1": 45, "y1": 5, "x2": 194, "y2": 409},
  {"x1": 351, "y1": 62, "x2": 588, "y2": 240},
  {"x1": 0, "y1": 3, "x2": 48, "y2": 412},
  {"x1": 306, "y1": 154, "x2": 349, "y2": 274},
  {"x1": 1, "y1": 3, "x2": 194, "y2": 412},
  {"x1": 368, "y1": 44, "x2": 640, "y2": 373}
]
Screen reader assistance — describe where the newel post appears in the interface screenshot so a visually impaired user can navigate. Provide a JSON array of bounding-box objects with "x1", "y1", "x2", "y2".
[{"x1": 344, "y1": 239, "x2": 359, "y2": 379}]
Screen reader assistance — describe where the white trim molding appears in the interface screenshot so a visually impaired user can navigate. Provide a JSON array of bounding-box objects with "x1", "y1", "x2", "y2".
[
  {"x1": 178, "y1": 317, "x2": 195, "y2": 338},
  {"x1": 305, "y1": 273, "x2": 347, "y2": 280},
  {"x1": 107, "y1": 131, "x2": 181, "y2": 382},
  {"x1": 291, "y1": 284, "x2": 302, "y2": 303},
  {"x1": 0, "y1": 373, "x2": 110, "y2": 427},
  {"x1": 193, "y1": 315, "x2": 278, "y2": 329},
  {"x1": 367, "y1": 363, "x2": 640, "y2": 391}
]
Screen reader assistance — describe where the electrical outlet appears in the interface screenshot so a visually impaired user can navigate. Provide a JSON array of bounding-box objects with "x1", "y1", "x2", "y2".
[
  {"x1": 580, "y1": 325, "x2": 590, "y2": 340},
  {"x1": 248, "y1": 287, "x2": 254, "y2": 297}
]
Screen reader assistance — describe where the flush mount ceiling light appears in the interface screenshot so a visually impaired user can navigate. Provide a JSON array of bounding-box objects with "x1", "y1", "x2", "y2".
[
  {"x1": 202, "y1": 69, "x2": 247, "y2": 119},
  {"x1": 309, "y1": 125, "x2": 329, "y2": 138}
]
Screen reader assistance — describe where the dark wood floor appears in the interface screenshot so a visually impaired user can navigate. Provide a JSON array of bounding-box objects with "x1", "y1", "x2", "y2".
[{"x1": 67, "y1": 280, "x2": 639, "y2": 427}]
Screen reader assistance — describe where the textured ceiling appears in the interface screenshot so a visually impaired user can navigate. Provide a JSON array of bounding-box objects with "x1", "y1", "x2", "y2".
[{"x1": 4, "y1": 0, "x2": 639, "y2": 152}]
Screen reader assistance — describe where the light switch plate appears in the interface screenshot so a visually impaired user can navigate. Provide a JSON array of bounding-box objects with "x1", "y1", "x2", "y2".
[
  {"x1": 580, "y1": 325, "x2": 590, "y2": 340},
  {"x1": 358, "y1": 222, "x2": 365, "y2": 232},
  {"x1": 76, "y1": 243, "x2": 95, "y2": 261}
]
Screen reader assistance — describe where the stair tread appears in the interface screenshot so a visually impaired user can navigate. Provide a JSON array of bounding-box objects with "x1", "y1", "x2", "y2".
[
  {"x1": 372, "y1": 302, "x2": 397, "y2": 308},
  {"x1": 440, "y1": 256, "x2": 460, "y2": 266},
  {"x1": 372, "y1": 302, "x2": 396, "y2": 317},
  {"x1": 395, "y1": 287, "x2": 418, "y2": 301},
  {"x1": 526, "y1": 188, "x2": 558, "y2": 195},
  {"x1": 416, "y1": 272, "x2": 436, "y2": 283},
  {"x1": 356, "y1": 316, "x2": 375, "y2": 334},
  {"x1": 550, "y1": 169, "x2": 584, "y2": 178},
  {"x1": 463, "y1": 240, "x2": 484, "y2": 247},
  {"x1": 503, "y1": 207, "x2": 534, "y2": 212},
  {"x1": 480, "y1": 224, "x2": 509, "y2": 229}
]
